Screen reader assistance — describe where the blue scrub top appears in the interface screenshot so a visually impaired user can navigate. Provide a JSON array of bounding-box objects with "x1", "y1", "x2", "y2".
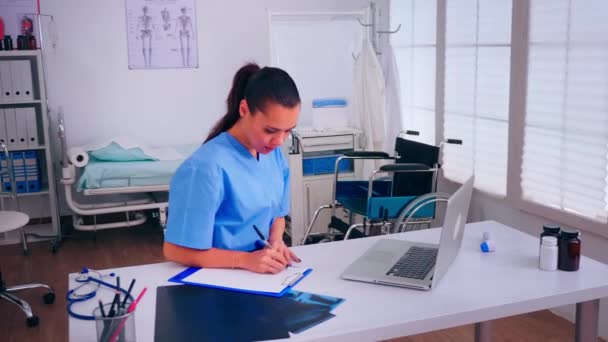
[{"x1": 164, "y1": 132, "x2": 290, "y2": 252}]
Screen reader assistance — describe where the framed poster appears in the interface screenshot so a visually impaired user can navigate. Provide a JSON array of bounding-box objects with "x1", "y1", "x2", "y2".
[{"x1": 125, "y1": 0, "x2": 198, "y2": 69}]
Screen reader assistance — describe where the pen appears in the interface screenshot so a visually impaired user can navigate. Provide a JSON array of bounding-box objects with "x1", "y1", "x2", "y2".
[
  {"x1": 108, "y1": 293, "x2": 119, "y2": 317},
  {"x1": 98, "y1": 300, "x2": 106, "y2": 317},
  {"x1": 252, "y1": 225, "x2": 272, "y2": 249},
  {"x1": 121, "y1": 278, "x2": 136, "y2": 309},
  {"x1": 107, "y1": 287, "x2": 148, "y2": 342},
  {"x1": 116, "y1": 277, "x2": 120, "y2": 307},
  {"x1": 98, "y1": 299, "x2": 111, "y2": 342}
]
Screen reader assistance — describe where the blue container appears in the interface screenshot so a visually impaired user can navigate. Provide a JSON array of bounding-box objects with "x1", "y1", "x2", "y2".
[
  {"x1": 23, "y1": 151, "x2": 41, "y2": 192},
  {"x1": 303, "y1": 155, "x2": 353, "y2": 176}
]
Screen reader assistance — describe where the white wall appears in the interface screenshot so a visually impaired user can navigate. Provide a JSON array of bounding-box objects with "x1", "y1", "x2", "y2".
[
  {"x1": 33, "y1": 0, "x2": 388, "y2": 217},
  {"x1": 440, "y1": 178, "x2": 608, "y2": 339},
  {"x1": 40, "y1": 0, "x2": 388, "y2": 148}
]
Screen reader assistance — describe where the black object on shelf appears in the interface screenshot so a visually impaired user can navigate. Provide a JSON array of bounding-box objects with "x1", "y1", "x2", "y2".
[
  {"x1": 28, "y1": 35, "x2": 37, "y2": 49},
  {"x1": 17, "y1": 35, "x2": 28, "y2": 50},
  {"x1": 3, "y1": 35, "x2": 13, "y2": 50}
]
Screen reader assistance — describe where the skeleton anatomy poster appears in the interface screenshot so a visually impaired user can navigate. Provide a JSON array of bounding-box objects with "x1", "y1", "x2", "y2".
[{"x1": 125, "y1": 0, "x2": 198, "y2": 69}]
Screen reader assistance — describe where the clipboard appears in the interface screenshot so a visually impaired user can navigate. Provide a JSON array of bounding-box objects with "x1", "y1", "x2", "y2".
[{"x1": 168, "y1": 266, "x2": 313, "y2": 297}]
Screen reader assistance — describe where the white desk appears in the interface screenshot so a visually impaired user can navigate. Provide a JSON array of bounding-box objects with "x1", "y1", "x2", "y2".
[{"x1": 69, "y1": 221, "x2": 608, "y2": 341}]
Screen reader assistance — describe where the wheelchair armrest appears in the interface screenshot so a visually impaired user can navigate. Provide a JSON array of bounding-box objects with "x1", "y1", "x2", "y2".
[
  {"x1": 379, "y1": 163, "x2": 430, "y2": 172},
  {"x1": 343, "y1": 151, "x2": 391, "y2": 159}
]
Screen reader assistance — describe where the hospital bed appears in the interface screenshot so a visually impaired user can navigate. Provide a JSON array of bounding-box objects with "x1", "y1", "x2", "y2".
[{"x1": 58, "y1": 118, "x2": 198, "y2": 231}]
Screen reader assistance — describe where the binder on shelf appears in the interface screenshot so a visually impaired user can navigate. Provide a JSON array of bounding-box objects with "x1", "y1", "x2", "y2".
[
  {"x1": 0, "y1": 152, "x2": 9, "y2": 192},
  {"x1": 169, "y1": 265, "x2": 313, "y2": 297},
  {"x1": 24, "y1": 150, "x2": 40, "y2": 192},
  {"x1": 0, "y1": 109, "x2": 7, "y2": 145},
  {"x1": 10, "y1": 151, "x2": 26, "y2": 193},
  {"x1": 4, "y1": 108, "x2": 18, "y2": 149},
  {"x1": 8, "y1": 61, "x2": 22, "y2": 101},
  {"x1": 18, "y1": 60, "x2": 34, "y2": 101},
  {"x1": 0, "y1": 63, "x2": 4, "y2": 102},
  {"x1": 9, "y1": 60, "x2": 32, "y2": 102},
  {"x1": 0, "y1": 61, "x2": 13, "y2": 102},
  {"x1": 23, "y1": 107, "x2": 39, "y2": 147},
  {"x1": 14, "y1": 108, "x2": 28, "y2": 149}
]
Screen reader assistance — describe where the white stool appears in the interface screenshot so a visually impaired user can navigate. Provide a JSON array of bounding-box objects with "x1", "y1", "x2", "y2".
[
  {"x1": 0, "y1": 211, "x2": 30, "y2": 252},
  {"x1": 0, "y1": 142, "x2": 56, "y2": 327},
  {"x1": 0, "y1": 207, "x2": 56, "y2": 328}
]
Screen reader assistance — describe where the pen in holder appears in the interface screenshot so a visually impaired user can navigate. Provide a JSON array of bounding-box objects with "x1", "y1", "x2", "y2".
[{"x1": 92, "y1": 302, "x2": 136, "y2": 342}]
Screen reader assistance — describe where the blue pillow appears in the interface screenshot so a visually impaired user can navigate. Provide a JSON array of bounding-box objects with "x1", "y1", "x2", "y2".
[{"x1": 89, "y1": 142, "x2": 156, "y2": 162}]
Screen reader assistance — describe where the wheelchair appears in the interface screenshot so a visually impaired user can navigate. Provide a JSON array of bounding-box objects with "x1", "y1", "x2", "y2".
[{"x1": 300, "y1": 131, "x2": 462, "y2": 245}]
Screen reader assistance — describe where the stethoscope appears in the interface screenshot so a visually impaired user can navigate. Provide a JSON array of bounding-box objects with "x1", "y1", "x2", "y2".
[{"x1": 67, "y1": 267, "x2": 134, "y2": 321}]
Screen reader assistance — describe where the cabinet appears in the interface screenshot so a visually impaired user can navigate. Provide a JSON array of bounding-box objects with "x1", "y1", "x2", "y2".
[
  {"x1": 302, "y1": 174, "x2": 352, "y2": 232},
  {"x1": 0, "y1": 50, "x2": 60, "y2": 251},
  {"x1": 285, "y1": 128, "x2": 362, "y2": 246}
]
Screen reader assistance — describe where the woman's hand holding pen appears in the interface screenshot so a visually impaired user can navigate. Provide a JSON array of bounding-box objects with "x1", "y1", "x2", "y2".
[
  {"x1": 246, "y1": 224, "x2": 300, "y2": 273},
  {"x1": 269, "y1": 239, "x2": 301, "y2": 266},
  {"x1": 243, "y1": 248, "x2": 289, "y2": 274}
]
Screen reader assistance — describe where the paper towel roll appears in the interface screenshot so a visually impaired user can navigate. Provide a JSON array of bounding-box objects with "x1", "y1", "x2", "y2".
[{"x1": 67, "y1": 147, "x2": 89, "y2": 167}]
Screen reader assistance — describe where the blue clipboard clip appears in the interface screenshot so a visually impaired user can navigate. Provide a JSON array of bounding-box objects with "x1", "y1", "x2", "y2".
[{"x1": 282, "y1": 272, "x2": 305, "y2": 287}]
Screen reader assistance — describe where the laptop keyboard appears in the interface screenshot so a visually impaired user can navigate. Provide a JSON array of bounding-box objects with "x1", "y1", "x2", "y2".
[{"x1": 386, "y1": 246, "x2": 438, "y2": 280}]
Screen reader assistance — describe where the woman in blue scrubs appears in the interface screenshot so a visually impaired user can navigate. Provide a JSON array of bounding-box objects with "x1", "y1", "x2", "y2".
[{"x1": 163, "y1": 63, "x2": 301, "y2": 274}]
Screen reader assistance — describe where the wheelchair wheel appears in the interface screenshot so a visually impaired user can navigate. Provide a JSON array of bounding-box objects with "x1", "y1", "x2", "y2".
[
  {"x1": 26, "y1": 315, "x2": 39, "y2": 327},
  {"x1": 43, "y1": 292, "x2": 55, "y2": 304}
]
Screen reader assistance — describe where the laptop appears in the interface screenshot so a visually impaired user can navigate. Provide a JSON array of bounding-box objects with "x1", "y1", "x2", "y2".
[{"x1": 340, "y1": 175, "x2": 474, "y2": 290}]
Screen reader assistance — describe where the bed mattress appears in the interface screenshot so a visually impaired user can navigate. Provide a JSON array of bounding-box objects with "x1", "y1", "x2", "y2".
[{"x1": 77, "y1": 144, "x2": 199, "y2": 191}]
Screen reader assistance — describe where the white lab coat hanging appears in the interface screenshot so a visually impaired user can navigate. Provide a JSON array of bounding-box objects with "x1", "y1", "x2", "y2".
[
  {"x1": 353, "y1": 36, "x2": 387, "y2": 177},
  {"x1": 381, "y1": 44, "x2": 403, "y2": 154}
]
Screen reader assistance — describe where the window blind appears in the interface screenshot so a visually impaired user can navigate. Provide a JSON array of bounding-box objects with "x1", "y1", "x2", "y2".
[
  {"x1": 390, "y1": 0, "x2": 437, "y2": 145},
  {"x1": 522, "y1": 0, "x2": 608, "y2": 222},
  {"x1": 443, "y1": 0, "x2": 512, "y2": 196}
]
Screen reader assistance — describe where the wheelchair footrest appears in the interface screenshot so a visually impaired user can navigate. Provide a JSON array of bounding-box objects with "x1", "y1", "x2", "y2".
[{"x1": 328, "y1": 216, "x2": 365, "y2": 239}]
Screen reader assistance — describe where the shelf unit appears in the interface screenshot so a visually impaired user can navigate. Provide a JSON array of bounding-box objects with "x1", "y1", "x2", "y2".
[
  {"x1": 0, "y1": 50, "x2": 60, "y2": 250},
  {"x1": 285, "y1": 128, "x2": 362, "y2": 246}
]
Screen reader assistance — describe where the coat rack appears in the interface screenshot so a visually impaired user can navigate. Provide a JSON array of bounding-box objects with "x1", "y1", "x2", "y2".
[{"x1": 356, "y1": 1, "x2": 402, "y2": 55}]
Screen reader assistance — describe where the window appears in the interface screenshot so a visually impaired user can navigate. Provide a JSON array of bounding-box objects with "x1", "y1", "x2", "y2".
[
  {"x1": 521, "y1": 0, "x2": 608, "y2": 223},
  {"x1": 442, "y1": 0, "x2": 512, "y2": 196},
  {"x1": 390, "y1": 0, "x2": 437, "y2": 145},
  {"x1": 388, "y1": 0, "x2": 608, "y2": 231}
]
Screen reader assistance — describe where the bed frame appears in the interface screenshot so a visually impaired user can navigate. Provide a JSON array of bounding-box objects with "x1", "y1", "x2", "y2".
[{"x1": 58, "y1": 119, "x2": 169, "y2": 231}]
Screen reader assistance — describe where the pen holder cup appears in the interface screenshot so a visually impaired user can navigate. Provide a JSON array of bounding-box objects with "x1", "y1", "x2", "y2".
[{"x1": 92, "y1": 303, "x2": 136, "y2": 342}]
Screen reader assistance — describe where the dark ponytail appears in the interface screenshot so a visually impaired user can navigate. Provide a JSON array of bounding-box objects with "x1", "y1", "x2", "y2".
[
  {"x1": 205, "y1": 63, "x2": 300, "y2": 143},
  {"x1": 205, "y1": 63, "x2": 260, "y2": 143}
]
